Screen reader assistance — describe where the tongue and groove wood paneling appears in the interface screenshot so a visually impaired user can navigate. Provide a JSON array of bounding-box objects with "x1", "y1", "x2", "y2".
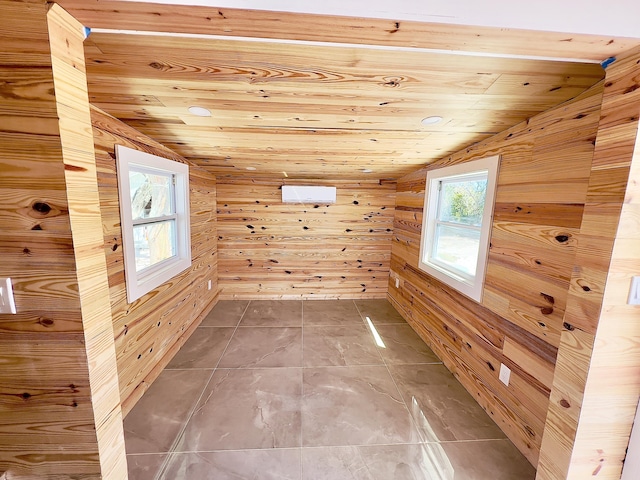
[
  {"x1": 389, "y1": 80, "x2": 605, "y2": 466},
  {"x1": 217, "y1": 178, "x2": 395, "y2": 299},
  {"x1": 0, "y1": 2, "x2": 126, "y2": 477},
  {"x1": 78, "y1": 28, "x2": 604, "y2": 180},
  {"x1": 91, "y1": 105, "x2": 218, "y2": 416}
]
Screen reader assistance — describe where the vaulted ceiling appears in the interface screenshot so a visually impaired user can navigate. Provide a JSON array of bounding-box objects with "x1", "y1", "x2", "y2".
[{"x1": 57, "y1": 0, "x2": 640, "y2": 180}]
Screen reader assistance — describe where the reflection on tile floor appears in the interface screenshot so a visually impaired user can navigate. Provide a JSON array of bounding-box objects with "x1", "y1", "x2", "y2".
[{"x1": 125, "y1": 299, "x2": 536, "y2": 479}]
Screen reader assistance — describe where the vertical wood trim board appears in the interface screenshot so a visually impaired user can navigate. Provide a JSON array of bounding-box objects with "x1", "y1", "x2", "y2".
[
  {"x1": 0, "y1": 0, "x2": 120, "y2": 477},
  {"x1": 91, "y1": 105, "x2": 219, "y2": 415},
  {"x1": 217, "y1": 178, "x2": 395, "y2": 299},
  {"x1": 47, "y1": 4, "x2": 127, "y2": 479},
  {"x1": 389, "y1": 81, "x2": 605, "y2": 466},
  {"x1": 537, "y1": 46, "x2": 640, "y2": 480}
]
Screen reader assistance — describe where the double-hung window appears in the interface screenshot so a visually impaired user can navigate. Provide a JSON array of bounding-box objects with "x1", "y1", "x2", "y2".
[
  {"x1": 418, "y1": 155, "x2": 499, "y2": 301},
  {"x1": 116, "y1": 145, "x2": 191, "y2": 303}
]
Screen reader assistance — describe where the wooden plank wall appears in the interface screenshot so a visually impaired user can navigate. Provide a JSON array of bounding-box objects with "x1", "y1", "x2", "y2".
[
  {"x1": 91, "y1": 105, "x2": 219, "y2": 415},
  {"x1": 217, "y1": 178, "x2": 395, "y2": 299},
  {"x1": 389, "y1": 80, "x2": 605, "y2": 466},
  {"x1": 0, "y1": 1, "x2": 125, "y2": 477},
  {"x1": 537, "y1": 46, "x2": 640, "y2": 480}
]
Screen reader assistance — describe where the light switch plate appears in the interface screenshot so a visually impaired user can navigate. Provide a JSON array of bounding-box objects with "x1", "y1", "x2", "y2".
[
  {"x1": 499, "y1": 363, "x2": 511, "y2": 386},
  {"x1": 0, "y1": 277, "x2": 17, "y2": 314},
  {"x1": 628, "y1": 276, "x2": 640, "y2": 305}
]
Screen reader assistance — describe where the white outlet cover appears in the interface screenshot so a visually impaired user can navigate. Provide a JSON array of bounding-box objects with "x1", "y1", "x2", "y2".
[
  {"x1": 499, "y1": 363, "x2": 511, "y2": 386},
  {"x1": 0, "y1": 277, "x2": 17, "y2": 314}
]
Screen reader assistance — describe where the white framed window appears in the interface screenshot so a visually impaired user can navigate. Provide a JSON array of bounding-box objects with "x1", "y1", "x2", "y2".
[
  {"x1": 418, "y1": 155, "x2": 499, "y2": 302},
  {"x1": 116, "y1": 145, "x2": 191, "y2": 303}
]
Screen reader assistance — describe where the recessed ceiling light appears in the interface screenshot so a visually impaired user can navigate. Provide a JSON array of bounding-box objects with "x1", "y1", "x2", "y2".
[
  {"x1": 421, "y1": 116, "x2": 443, "y2": 126},
  {"x1": 246, "y1": 166, "x2": 256, "y2": 171},
  {"x1": 362, "y1": 169, "x2": 373, "y2": 173},
  {"x1": 188, "y1": 106, "x2": 211, "y2": 117}
]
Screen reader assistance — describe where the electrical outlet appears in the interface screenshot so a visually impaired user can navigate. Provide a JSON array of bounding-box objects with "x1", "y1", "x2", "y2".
[
  {"x1": 0, "y1": 278, "x2": 17, "y2": 314},
  {"x1": 395, "y1": 277, "x2": 400, "y2": 288},
  {"x1": 207, "y1": 280, "x2": 212, "y2": 291},
  {"x1": 499, "y1": 363, "x2": 511, "y2": 386}
]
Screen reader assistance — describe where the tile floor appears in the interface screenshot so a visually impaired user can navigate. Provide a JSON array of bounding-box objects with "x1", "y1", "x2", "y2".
[{"x1": 125, "y1": 299, "x2": 536, "y2": 480}]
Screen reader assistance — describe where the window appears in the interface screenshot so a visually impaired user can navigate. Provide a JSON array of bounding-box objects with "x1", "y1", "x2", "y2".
[
  {"x1": 116, "y1": 145, "x2": 191, "y2": 303},
  {"x1": 418, "y1": 155, "x2": 499, "y2": 301}
]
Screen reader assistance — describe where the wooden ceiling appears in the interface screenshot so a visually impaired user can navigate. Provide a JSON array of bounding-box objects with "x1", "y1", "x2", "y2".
[{"x1": 55, "y1": 0, "x2": 632, "y2": 180}]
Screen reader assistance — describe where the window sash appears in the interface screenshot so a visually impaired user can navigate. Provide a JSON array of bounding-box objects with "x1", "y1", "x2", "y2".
[
  {"x1": 116, "y1": 144, "x2": 191, "y2": 303},
  {"x1": 128, "y1": 166, "x2": 177, "y2": 221},
  {"x1": 418, "y1": 155, "x2": 499, "y2": 302}
]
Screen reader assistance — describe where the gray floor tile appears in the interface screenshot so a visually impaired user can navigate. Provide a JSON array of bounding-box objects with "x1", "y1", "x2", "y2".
[
  {"x1": 375, "y1": 324, "x2": 441, "y2": 365},
  {"x1": 124, "y1": 369, "x2": 212, "y2": 454},
  {"x1": 166, "y1": 327, "x2": 234, "y2": 369},
  {"x1": 302, "y1": 446, "x2": 372, "y2": 480},
  {"x1": 357, "y1": 441, "x2": 536, "y2": 480},
  {"x1": 241, "y1": 300, "x2": 303, "y2": 326},
  {"x1": 302, "y1": 366, "x2": 420, "y2": 447},
  {"x1": 201, "y1": 300, "x2": 249, "y2": 326},
  {"x1": 127, "y1": 453, "x2": 167, "y2": 480},
  {"x1": 161, "y1": 450, "x2": 302, "y2": 480},
  {"x1": 389, "y1": 364, "x2": 506, "y2": 442},
  {"x1": 303, "y1": 325, "x2": 384, "y2": 367},
  {"x1": 303, "y1": 299, "x2": 363, "y2": 326},
  {"x1": 354, "y1": 299, "x2": 407, "y2": 325},
  {"x1": 218, "y1": 327, "x2": 302, "y2": 368},
  {"x1": 176, "y1": 368, "x2": 302, "y2": 451}
]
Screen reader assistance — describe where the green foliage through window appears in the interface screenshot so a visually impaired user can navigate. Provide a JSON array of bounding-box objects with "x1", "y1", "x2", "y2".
[{"x1": 440, "y1": 179, "x2": 487, "y2": 226}]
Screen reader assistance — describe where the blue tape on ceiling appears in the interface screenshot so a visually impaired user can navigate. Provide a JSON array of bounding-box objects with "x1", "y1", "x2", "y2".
[{"x1": 601, "y1": 56, "x2": 616, "y2": 69}]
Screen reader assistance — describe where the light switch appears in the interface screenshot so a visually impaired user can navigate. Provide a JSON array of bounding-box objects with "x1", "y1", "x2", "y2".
[
  {"x1": 629, "y1": 276, "x2": 640, "y2": 305},
  {"x1": 499, "y1": 363, "x2": 511, "y2": 386},
  {"x1": 0, "y1": 278, "x2": 17, "y2": 314}
]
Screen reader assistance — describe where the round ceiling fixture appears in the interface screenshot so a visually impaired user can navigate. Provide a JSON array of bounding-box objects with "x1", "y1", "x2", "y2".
[
  {"x1": 421, "y1": 116, "x2": 443, "y2": 126},
  {"x1": 188, "y1": 106, "x2": 211, "y2": 117}
]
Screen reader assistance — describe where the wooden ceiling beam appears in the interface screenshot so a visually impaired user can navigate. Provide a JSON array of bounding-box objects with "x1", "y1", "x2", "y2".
[{"x1": 55, "y1": 0, "x2": 638, "y2": 63}]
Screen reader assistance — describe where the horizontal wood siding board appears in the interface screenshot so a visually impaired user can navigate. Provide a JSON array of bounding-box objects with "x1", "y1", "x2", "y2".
[
  {"x1": 217, "y1": 179, "x2": 395, "y2": 299},
  {"x1": 390, "y1": 80, "x2": 604, "y2": 466}
]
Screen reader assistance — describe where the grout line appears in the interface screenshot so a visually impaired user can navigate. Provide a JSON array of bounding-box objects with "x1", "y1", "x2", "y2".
[
  {"x1": 234, "y1": 325, "x2": 303, "y2": 328},
  {"x1": 152, "y1": 300, "x2": 251, "y2": 480},
  {"x1": 300, "y1": 299, "x2": 304, "y2": 480}
]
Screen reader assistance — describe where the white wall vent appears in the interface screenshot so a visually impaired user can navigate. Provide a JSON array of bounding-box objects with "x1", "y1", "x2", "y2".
[{"x1": 282, "y1": 185, "x2": 336, "y2": 204}]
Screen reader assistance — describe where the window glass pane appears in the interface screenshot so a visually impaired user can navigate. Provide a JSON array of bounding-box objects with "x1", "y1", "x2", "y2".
[
  {"x1": 129, "y1": 170, "x2": 174, "y2": 220},
  {"x1": 133, "y1": 220, "x2": 176, "y2": 272},
  {"x1": 431, "y1": 224, "x2": 480, "y2": 276},
  {"x1": 439, "y1": 176, "x2": 487, "y2": 226}
]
